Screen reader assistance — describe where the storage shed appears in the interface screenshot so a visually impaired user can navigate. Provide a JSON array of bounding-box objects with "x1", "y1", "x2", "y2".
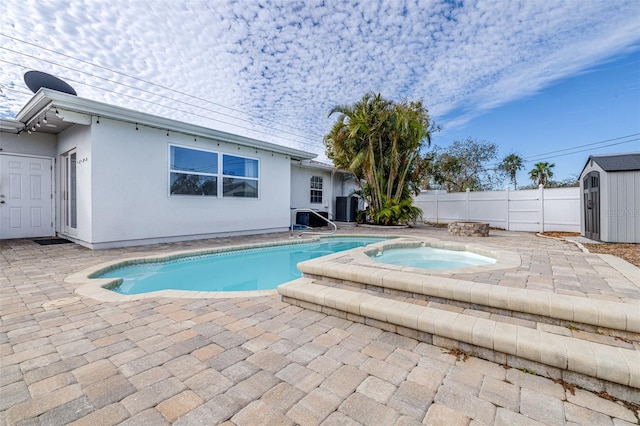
[{"x1": 579, "y1": 152, "x2": 640, "y2": 243}]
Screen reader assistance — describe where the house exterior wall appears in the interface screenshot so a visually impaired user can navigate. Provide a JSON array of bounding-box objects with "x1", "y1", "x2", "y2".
[
  {"x1": 290, "y1": 165, "x2": 331, "y2": 213},
  {"x1": 290, "y1": 164, "x2": 361, "y2": 222},
  {"x1": 85, "y1": 118, "x2": 292, "y2": 248},
  {"x1": 335, "y1": 175, "x2": 360, "y2": 201},
  {"x1": 0, "y1": 131, "x2": 56, "y2": 157}
]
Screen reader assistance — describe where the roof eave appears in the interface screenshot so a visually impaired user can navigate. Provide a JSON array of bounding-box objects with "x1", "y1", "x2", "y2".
[
  {"x1": 0, "y1": 118, "x2": 24, "y2": 133},
  {"x1": 295, "y1": 159, "x2": 354, "y2": 175},
  {"x1": 15, "y1": 89, "x2": 51, "y2": 123},
  {"x1": 15, "y1": 88, "x2": 317, "y2": 160}
]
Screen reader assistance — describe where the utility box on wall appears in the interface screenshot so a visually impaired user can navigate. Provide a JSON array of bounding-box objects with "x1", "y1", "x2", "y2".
[
  {"x1": 335, "y1": 196, "x2": 358, "y2": 222},
  {"x1": 579, "y1": 153, "x2": 640, "y2": 243}
]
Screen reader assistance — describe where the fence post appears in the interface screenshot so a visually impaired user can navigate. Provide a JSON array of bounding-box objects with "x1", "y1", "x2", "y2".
[
  {"x1": 505, "y1": 187, "x2": 510, "y2": 230},
  {"x1": 539, "y1": 184, "x2": 545, "y2": 233},
  {"x1": 466, "y1": 188, "x2": 470, "y2": 221}
]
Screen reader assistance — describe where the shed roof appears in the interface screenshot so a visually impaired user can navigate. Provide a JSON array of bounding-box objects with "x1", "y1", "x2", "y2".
[{"x1": 583, "y1": 153, "x2": 640, "y2": 173}]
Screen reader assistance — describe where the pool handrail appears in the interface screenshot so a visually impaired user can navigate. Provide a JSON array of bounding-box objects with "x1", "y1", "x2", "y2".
[{"x1": 290, "y1": 208, "x2": 337, "y2": 237}]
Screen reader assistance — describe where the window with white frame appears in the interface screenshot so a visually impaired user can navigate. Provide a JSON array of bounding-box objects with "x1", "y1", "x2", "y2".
[
  {"x1": 169, "y1": 145, "x2": 218, "y2": 196},
  {"x1": 222, "y1": 154, "x2": 259, "y2": 198},
  {"x1": 310, "y1": 176, "x2": 323, "y2": 203},
  {"x1": 169, "y1": 145, "x2": 259, "y2": 198}
]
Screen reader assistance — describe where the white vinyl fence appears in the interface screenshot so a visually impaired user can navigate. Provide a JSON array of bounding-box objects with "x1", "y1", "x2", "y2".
[{"x1": 414, "y1": 186, "x2": 580, "y2": 233}]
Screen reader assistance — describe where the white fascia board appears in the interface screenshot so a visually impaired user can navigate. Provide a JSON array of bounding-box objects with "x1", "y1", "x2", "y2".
[
  {"x1": 0, "y1": 118, "x2": 24, "y2": 133},
  {"x1": 16, "y1": 88, "x2": 317, "y2": 160},
  {"x1": 296, "y1": 159, "x2": 354, "y2": 176},
  {"x1": 295, "y1": 159, "x2": 335, "y2": 171},
  {"x1": 15, "y1": 90, "x2": 52, "y2": 123}
]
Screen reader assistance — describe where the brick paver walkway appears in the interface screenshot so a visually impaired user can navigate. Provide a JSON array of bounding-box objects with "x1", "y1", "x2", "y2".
[{"x1": 1, "y1": 227, "x2": 638, "y2": 425}]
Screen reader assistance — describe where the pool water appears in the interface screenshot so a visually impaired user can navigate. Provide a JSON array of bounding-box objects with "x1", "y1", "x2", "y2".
[
  {"x1": 372, "y1": 246, "x2": 495, "y2": 269},
  {"x1": 99, "y1": 237, "x2": 386, "y2": 294}
]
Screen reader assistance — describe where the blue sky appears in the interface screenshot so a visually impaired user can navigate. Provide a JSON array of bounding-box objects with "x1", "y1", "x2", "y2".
[
  {"x1": 1, "y1": 0, "x2": 639, "y2": 186},
  {"x1": 436, "y1": 49, "x2": 640, "y2": 185}
]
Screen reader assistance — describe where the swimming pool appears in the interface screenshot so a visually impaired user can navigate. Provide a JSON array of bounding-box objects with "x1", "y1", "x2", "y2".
[
  {"x1": 97, "y1": 237, "x2": 386, "y2": 294},
  {"x1": 370, "y1": 246, "x2": 496, "y2": 269}
]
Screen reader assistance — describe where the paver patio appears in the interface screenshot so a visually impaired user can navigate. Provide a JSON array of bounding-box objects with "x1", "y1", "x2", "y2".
[{"x1": 1, "y1": 226, "x2": 638, "y2": 425}]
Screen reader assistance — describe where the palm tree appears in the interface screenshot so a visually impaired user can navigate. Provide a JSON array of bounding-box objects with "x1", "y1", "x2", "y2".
[
  {"x1": 529, "y1": 161, "x2": 555, "y2": 186},
  {"x1": 324, "y1": 93, "x2": 391, "y2": 213},
  {"x1": 498, "y1": 153, "x2": 524, "y2": 189},
  {"x1": 384, "y1": 100, "x2": 431, "y2": 201},
  {"x1": 324, "y1": 93, "x2": 434, "y2": 224}
]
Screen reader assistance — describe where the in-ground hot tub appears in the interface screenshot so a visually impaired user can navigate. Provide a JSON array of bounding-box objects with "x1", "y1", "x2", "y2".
[
  {"x1": 354, "y1": 238, "x2": 508, "y2": 274},
  {"x1": 370, "y1": 245, "x2": 496, "y2": 269}
]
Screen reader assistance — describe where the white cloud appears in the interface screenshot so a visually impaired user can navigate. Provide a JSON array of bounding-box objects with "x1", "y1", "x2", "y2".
[{"x1": 1, "y1": 0, "x2": 639, "y2": 156}]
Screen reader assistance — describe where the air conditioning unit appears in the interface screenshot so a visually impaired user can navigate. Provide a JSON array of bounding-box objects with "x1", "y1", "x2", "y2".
[{"x1": 335, "y1": 196, "x2": 358, "y2": 222}]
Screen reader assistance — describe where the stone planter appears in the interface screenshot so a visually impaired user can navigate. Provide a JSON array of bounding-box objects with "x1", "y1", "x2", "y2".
[{"x1": 448, "y1": 221, "x2": 490, "y2": 237}]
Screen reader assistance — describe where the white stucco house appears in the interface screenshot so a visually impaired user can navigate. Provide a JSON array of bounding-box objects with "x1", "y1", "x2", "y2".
[{"x1": 0, "y1": 88, "x2": 357, "y2": 249}]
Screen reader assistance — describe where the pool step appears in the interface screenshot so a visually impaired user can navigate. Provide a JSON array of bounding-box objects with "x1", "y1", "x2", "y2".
[
  {"x1": 295, "y1": 253, "x2": 640, "y2": 336},
  {"x1": 278, "y1": 278, "x2": 640, "y2": 402},
  {"x1": 326, "y1": 279, "x2": 640, "y2": 350}
]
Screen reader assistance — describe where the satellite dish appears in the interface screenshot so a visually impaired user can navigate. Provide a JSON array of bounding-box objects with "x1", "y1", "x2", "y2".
[{"x1": 24, "y1": 71, "x2": 77, "y2": 96}]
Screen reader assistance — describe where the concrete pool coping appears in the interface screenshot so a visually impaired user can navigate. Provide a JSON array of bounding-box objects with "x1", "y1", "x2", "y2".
[
  {"x1": 67, "y1": 234, "x2": 638, "y2": 334},
  {"x1": 66, "y1": 235, "x2": 391, "y2": 302},
  {"x1": 303, "y1": 237, "x2": 522, "y2": 277}
]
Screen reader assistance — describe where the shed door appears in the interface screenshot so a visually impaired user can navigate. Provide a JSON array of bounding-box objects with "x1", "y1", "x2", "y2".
[
  {"x1": 583, "y1": 171, "x2": 600, "y2": 241},
  {"x1": 0, "y1": 154, "x2": 54, "y2": 239}
]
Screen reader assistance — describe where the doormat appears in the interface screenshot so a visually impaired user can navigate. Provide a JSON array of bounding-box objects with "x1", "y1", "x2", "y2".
[{"x1": 33, "y1": 238, "x2": 73, "y2": 246}]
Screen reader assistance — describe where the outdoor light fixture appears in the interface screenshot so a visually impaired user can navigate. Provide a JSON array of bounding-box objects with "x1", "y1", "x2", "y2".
[
  {"x1": 55, "y1": 108, "x2": 61, "y2": 118},
  {"x1": 43, "y1": 115, "x2": 47, "y2": 124},
  {"x1": 36, "y1": 120, "x2": 41, "y2": 127}
]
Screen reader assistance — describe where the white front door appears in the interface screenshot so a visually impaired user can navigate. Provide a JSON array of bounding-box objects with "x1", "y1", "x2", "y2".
[{"x1": 0, "y1": 154, "x2": 54, "y2": 239}]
